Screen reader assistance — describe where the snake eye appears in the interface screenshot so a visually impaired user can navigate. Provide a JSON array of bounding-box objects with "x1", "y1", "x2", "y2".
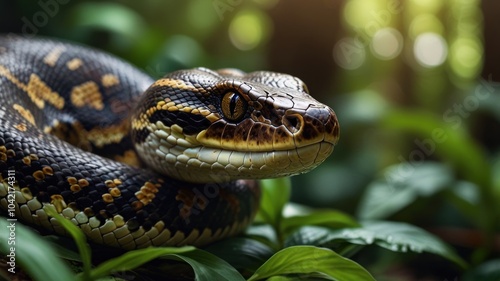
[{"x1": 221, "y1": 92, "x2": 247, "y2": 122}]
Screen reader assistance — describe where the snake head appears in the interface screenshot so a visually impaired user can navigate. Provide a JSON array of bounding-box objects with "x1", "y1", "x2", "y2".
[{"x1": 132, "y1": 67, "x2": 339, "y2": 183}]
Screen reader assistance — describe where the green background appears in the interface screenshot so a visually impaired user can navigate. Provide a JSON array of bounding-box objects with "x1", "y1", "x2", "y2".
[{"x1": 1, "y1": 0, "x2": 499, "y2": 280}]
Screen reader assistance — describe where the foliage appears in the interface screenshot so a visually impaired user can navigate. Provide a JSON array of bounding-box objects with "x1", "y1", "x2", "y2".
[
  {"x1": 1, "y1": 0, "x2": 499, "y2": 280},
  {"x1": 1, "y1": 179, "x2": 468, "y2": 280}
]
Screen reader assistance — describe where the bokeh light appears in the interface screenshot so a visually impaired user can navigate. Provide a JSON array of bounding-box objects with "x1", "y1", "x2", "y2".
[
  {"x1": 449, "y1": 36, "x2": 483, "y2": 80},
  {"x1": 229, "y1": 10, "x2": 271, "y2": 51},
  {"x1": 413, "y1": 32, "x2": 448, "y2": 68},
  {"x1": 370, "y1": 28, "x2": 403, "y2": 60},
  {"x1": 343, "y1": 0, "x2": 385, "y2": 35}
]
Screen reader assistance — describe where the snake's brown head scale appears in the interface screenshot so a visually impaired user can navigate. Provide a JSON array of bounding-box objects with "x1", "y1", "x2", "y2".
[{"x1": 132, "y1": 67, "x2": 340, "y2": 183}]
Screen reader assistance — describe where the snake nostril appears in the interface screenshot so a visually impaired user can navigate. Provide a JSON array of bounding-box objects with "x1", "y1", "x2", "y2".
[{"x1": 283, "y1": 115, "x2": 302, "y2": 134}]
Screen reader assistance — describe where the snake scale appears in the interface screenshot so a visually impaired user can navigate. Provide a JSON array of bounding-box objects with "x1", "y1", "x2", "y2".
[{"x1": 0, "y1": 36, "x2": 339, "y2": 249}]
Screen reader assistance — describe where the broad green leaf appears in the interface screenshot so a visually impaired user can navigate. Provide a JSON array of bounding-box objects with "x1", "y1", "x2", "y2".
[
  {"x1": 69, "y1": 2, "x2": 146, "y2": 41},
  {"x1": 0, "y1": 218, "x2": 76, "y2": 281},
  {"x1": 164, "y1": 248, "x2": 246, "y2": 281},
  {"x1": 382, "y1": 110, "x2": 491, "y2": 189},
  {"x1": 245, "y1": 224, "x2": 280, "y2": 250},
  {"x1": 285, "y1": 226, "x2": 364, "y2": 257},
  {"x1": 204, "y1": 237, "x2": 274, "y2": 272},
  {"x1": 89, "y1": 248, "x2": 244, "y2": 281},
  {"x1": 87, "y1": 247, "x2": 194, "y2": 280},
  {"x1": 256, "y1": 178, "x2": 291, "y2": 229},
  {"x1": 287, "y1": 221, "x2": 467, "y2": 268},
  {"x1": 268, "y1": 277, "x2": 294, "y2": 281},
  {"x1": 44, "y1": 205, "x2": 93, "y2": 280},
  {"x1": 268, "y1": 273, "x2": 335, "y2": 281},
  {"x1": 382, "y1": 110, "x2": 497, "y2": 251},
  {"x1": 247, "y1": 246, "x2": 375, "y2": 281},
  {"x1": 357, "y1": 162, "x2": 454, "y2": 219},
  {"x1": 282, "y1": 209, "x2": 359, "y2": 236}
]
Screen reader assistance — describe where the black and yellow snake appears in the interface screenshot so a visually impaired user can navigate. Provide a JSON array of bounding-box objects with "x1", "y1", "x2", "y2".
[{"x1": 0, "y1": 36, "x2": 339, "y2": 249}]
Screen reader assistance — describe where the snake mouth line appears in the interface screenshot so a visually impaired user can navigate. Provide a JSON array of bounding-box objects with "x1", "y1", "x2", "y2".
[
  {"x1": 142, "y1": 140, "x2": 335, "y2": 183},
  {"x1": 195, "y1": 117, "x2": 340, "y2": 153}
]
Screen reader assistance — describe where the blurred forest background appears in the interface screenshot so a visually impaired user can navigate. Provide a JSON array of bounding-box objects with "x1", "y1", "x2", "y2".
[{"x1": 1, "y1": 0, "x2": 499, "y2": 280}]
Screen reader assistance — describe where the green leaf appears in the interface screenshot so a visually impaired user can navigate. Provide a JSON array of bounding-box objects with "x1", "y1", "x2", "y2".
[
  {"x1": 285, "y1": 226, "x2": 363, "y2": 257},
  {"x1": 0, "y1": 218, "x2": 76, "y2": 281},
  {"x1": 267, "y1": 273, "x2": 336, "y2": 281},
  {"x1": 382, "y1": 109, "x2": 498, "y2": 252},
  {"x1": 164, "y1": 248, "x2": 246, "y2": 281},
  {"x1": 69, "y1": 2, "x2": 146, "y2": 41},
  {"x1": 282, "y1": 208, "x2": 359, "y2": 236},
  {"x1": 357, "y1": 162, "x2": 454, "y2": 219},
  {"x1": 87, "y1": 246, "x2": 194, "y2": 280},
  {"x1": 245, "y1": 224, "x2": 280, "y2": 249},
  {"x1": 87, "y1": 246, "x2": 244, "y2": 280},
  {"x1": 44, "y1": 205, "x2": 92, "y2": 280},
  {"x1": 267, "y1": 277, "x2": 295, "y2": 281},
  {"x1": 248, "y1": 246, "x2": 375, "y2": 281},
  {"x1": 287, "y1": 221, "x2": 467, "y2": 268},
  {"x1": 204, "y1": 237, "x2": 274, "y2": 272},
  {"x1": 255, "y1": 177, "x2": 291, "y2": 247},
  {"x1": 256, "y1": 177, "x2": 291, "y2": 227},
  {"x1": 382, "y1": 110, "x2": 491, "y2": 190}
]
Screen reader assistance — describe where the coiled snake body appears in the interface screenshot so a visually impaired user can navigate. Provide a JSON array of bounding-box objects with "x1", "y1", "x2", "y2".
[{"x1": 0, "y1": 36, "x2": 339, "y2": 249}]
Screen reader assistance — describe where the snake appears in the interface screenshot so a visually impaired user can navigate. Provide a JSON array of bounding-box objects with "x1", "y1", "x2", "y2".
[{"x1": 0, "y1": 35, "x2": 339, "y2": 249}]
